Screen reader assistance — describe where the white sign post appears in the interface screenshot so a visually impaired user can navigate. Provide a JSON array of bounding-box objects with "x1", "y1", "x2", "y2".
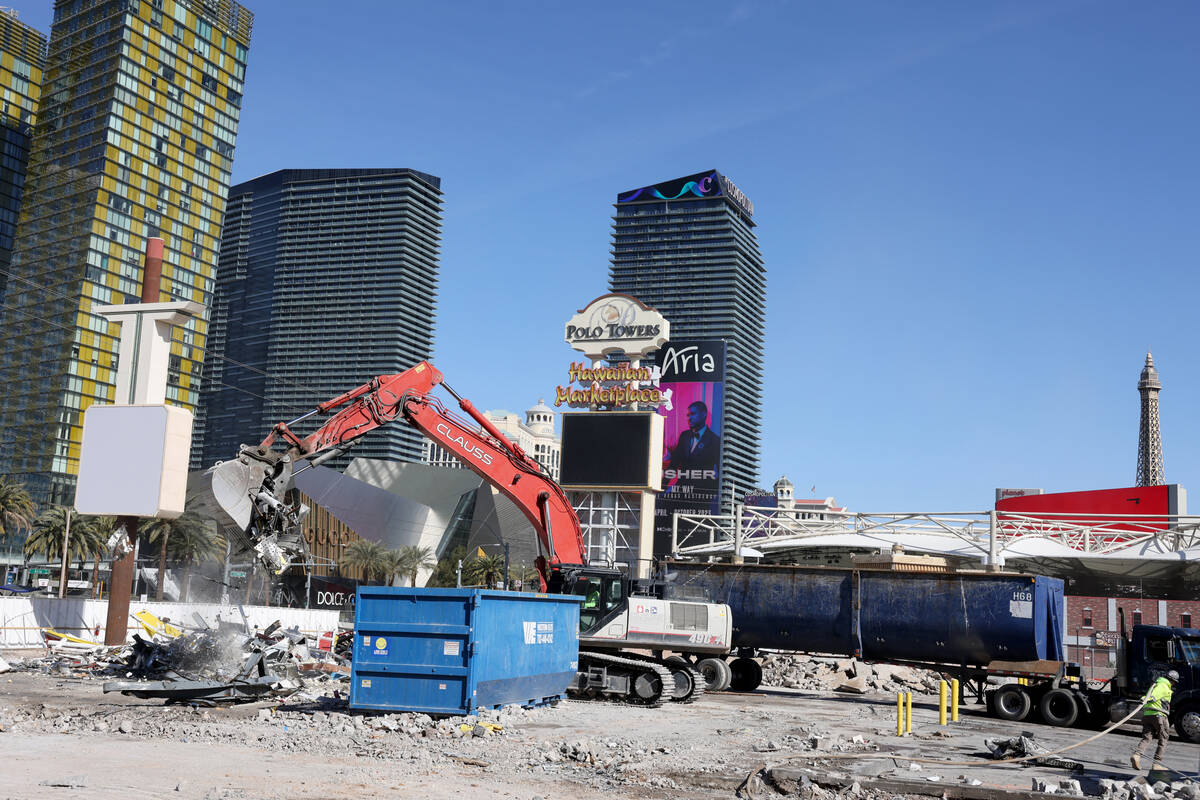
[{"x1": 75, "y1": 300, "x2": 203, "y2": 517}]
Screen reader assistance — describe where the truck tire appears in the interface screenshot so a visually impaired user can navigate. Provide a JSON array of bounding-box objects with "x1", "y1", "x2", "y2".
[
  {"x1": 991, "y1": 684, "x2": 1032, "y2": 721},
  {"x1": 1039, "y1": 688, "x2": 1079, "y2": 727},
  {"x1": 697, "y1": 658, "x2": 732, "y2": 692},
  {"x1": 729, "y1": 657, "x2": 763, "y2": 692},
  {"x1": 1175, "y1": 705, "x2": 1200, "y2": 743}
]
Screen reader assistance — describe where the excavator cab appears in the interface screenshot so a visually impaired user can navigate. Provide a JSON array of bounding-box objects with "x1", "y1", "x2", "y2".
[{"x1": 563, "y1": 568, "x2": 627, "y2": 634}]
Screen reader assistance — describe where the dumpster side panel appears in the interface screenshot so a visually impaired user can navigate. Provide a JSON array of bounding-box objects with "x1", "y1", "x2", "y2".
[
  {"x1": 349, "y1": 587, "x2": 581, "y2": 714},
  {"x1": 471, "y1": 591, "x2": 581, "y2": 709},
  {"x1": 350, "y1": 588, "x2": 473, "y2": 714}
]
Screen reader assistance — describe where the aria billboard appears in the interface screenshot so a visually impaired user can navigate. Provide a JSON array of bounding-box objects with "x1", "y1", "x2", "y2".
[{"x1": 655, "y1": 340, "x2": 726, "y2": 555}]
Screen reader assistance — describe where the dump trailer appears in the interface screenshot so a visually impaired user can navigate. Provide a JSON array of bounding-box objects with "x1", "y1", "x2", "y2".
[{"x1": 663, "y1": 560, "x2": 1200, "y2": 740}]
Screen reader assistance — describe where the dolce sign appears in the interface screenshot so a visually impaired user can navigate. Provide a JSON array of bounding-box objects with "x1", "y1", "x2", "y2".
[{"x1": 564, "y1": 293, "x2": 669, "y2": 360}]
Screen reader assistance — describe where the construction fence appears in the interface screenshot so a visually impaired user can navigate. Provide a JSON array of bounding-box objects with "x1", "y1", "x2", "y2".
[{"x1": 0, "y1": 596, "x2": 342, "y2": 649}]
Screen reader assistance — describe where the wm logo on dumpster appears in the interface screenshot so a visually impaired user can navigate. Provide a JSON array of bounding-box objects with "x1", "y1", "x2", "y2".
[{"x1": 523, "y1": 621, "x2": 554, "y2": 644}]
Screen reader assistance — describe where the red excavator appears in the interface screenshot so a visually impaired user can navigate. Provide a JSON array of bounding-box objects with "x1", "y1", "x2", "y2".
[{"x1": 193, "y1": 361, "x2": 732, "y2": 705}]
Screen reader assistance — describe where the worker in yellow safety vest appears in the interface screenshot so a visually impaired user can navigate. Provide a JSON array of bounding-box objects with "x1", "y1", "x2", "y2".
[{"x1": 1130, "y1": 669, "x2": 1180, "y2": 770}]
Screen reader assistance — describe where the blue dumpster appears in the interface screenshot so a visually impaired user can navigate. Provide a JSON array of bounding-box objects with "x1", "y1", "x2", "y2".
[{"x1": 349, "y1": 587, "x2": 581, "y2": 715}]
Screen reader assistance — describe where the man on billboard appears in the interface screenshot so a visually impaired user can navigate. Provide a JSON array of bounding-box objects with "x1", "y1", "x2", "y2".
[{"x1": 665, "y1": 401, "x2": 720, "y2": 473}]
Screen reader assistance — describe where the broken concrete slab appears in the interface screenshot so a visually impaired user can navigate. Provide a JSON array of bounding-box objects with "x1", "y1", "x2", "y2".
[{"x1": 834, "y1": 674, "x2": 869, "y2": 694}]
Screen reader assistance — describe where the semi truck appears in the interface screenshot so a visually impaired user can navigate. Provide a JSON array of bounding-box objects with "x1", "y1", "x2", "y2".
[{"x1": 662, "y1": 559, "x2": 1200, "y2": 741}]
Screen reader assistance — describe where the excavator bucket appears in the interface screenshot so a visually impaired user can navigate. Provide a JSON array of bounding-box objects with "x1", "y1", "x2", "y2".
[
  {"x1": 186, "y1": 451, "x2": 308, "y2": 573},
  {"x1": 201, "y1": 458, "x2": 260, "y2": 532}
]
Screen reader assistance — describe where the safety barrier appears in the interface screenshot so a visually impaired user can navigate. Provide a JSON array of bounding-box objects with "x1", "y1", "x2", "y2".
[
  {"x1": 898, "y1": 679, "x2": 963, "y2": 735},
  {"x1": 0, "y1": 596, "x2": 341, "y2": 648}
]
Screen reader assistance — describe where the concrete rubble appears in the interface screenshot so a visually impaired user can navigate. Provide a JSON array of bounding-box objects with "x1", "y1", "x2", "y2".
[
  {"x1": 3, "y1": 645, "x2": 1200, "y2": 799},
  {"x1": 760, "y1": 653, "x2": 946, "y2": 695}
]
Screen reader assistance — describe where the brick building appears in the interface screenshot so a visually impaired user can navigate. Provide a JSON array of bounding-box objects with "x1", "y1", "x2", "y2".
[{"x1": 1064, "y1": 594, "x2": 1200, "y2": 671}]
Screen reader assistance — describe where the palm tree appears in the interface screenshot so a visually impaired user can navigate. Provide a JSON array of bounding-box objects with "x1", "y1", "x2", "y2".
[
  {"x1": 379, "y1": 548, "x2": 406, "y2": 587},
  {"x1": 84, "y1": 515, "x2": 118, "y2": 598},
  {"x1": 166, "y1": 517, "x2": 224, "y2": 601},
  {"x1": 24, "y1": 507, "x2": 106, "y2": 576},
  {"x1": 143, "y1": 512, "x2": 208, "y2": 601},
  {"x1": 340, "y1": 539, "x2": 389, "y2": 584},
  {"x1": 398, "y1": 545, "x2": 436, "y2": 588},
  {"x1": 428, "y1": 545, "x2": 467, "y2": 587},
  {"x1": 464, "y1": 553, "x2": 506, "y2": 588},
  {"x1": 0, "y1": 477, "x2": 35, "y2": 559}
]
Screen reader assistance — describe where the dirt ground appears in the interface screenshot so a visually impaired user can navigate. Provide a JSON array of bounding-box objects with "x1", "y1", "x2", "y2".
[{"x1": 2, "y1": 654, "x2": 1198, "y2": 800}]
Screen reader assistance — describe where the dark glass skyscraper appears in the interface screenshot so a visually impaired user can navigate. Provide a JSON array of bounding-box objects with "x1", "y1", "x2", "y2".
[
  {"x1": 610, "y1": 169, "x2": 765, "y2": 505},
  {"x1": 192, "y1": 168, "x2": 443, "y2": 470}
]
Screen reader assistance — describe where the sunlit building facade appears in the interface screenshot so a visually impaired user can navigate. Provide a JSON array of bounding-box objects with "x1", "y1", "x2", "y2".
[
  {"x1": 0, "y1": 10, "x2": 45, "y2": 306},
  {"x1": 0, "y1": 0, "x2": 253, "y2": 504}
]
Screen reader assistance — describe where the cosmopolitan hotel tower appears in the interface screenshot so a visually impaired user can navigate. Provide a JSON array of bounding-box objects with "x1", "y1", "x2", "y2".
[
  {"x1": 610, "y1": 169, "x2": 765, "y2": 505},
  {"x1": 191, "y1": 168, "x2": 444, "y2": 470},
  {"x1": 0, "y1": 0, "x2": 253, "y2": 504},
  {"x1": 0, "y1": 11, "x2": 46, "y2": 305}
]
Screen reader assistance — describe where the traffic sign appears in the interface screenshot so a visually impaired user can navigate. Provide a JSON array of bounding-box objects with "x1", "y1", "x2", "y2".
[
  {"x1": 29, "y1": 568, "x2": 50, "y2": 575},
  {"x1": 229, "y1": 570, "x2": 246, "y2": 578}
]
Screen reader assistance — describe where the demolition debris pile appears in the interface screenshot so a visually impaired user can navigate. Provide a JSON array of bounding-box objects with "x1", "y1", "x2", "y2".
[
  {"x1": 23, "y1": 612, "x2": 353, "y2": 706},
  {"x1": 2, "y1": 647, "x2": 1197, "y2": 800},
  {"x1": 0, "y1": 674, "x2": 892, "y2": 797},
  {"x1": 760, "y1": 653, "x2": 945, "y2": 695}
]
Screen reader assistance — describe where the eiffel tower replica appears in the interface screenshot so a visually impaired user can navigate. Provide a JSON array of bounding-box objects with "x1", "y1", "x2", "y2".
[{"x1": 1136, "y1": 352, "x2": 1165, "y2": 486}]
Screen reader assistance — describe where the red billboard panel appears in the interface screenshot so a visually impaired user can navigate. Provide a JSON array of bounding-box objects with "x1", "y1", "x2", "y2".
[{"x1": 996, "y1": 484, "x2": 1186, "y2": 538}]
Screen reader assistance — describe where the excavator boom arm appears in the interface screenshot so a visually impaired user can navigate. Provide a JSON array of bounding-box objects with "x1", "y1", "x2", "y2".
[{"x1": 199, "y1": 361, "x2": 586, "y2": 580}]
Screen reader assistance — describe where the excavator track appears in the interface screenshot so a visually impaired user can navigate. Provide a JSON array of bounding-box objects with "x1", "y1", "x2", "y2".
[
  {"x1": 661, "y1": 656, "x2": 706, "y2": 704},
  {"x1": 672, "y1": 665, "x2": 706, "y2": 704},
  {"x1": 572, "y1": 651, "x2": 676, "y2": 707}
]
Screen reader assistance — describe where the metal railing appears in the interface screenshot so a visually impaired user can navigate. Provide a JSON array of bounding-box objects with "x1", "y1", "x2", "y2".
[{"x1": 671, "y1": 505, "x2": 1200, "y2": 566}]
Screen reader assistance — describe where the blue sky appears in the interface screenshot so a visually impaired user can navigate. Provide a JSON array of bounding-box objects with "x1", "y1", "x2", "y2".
[{"x1": 15, "y1": 1, "x2": 1200, "y2": 511}]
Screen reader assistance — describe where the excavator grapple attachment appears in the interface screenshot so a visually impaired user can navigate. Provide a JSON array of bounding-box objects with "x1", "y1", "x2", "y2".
[{"x1": 187, "y1": 448, "x2": 308, "y2": 573}]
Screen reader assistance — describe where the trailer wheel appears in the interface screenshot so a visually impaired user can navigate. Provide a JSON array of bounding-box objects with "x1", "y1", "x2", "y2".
[
  {"x1": 1175, "y1": 706, "x2": 1200, "y2": 743},
  {"x1": 697, "y1": 658, "x2": 732, "y2": 692},
  {"x1": 729, "y1": 657, "x2": 763, "y2": 692},
  {"x1": 1039, "y1": 688, "x2": 1079, "y2": 727},
  {"x1": 991, "y1": 684, "x2": 1032, "y2": 721}
]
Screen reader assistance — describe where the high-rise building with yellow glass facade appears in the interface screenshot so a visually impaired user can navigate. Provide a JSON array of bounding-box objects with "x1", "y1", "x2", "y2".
[
  {"x1": 0, "y1": 10, "x2": 46, "y2": 306},
  {"x1": 0, "y1": 0, "x2": 253, "y2": 504}
]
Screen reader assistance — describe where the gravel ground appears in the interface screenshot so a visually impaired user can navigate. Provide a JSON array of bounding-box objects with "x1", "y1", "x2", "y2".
[{"x1": 3, "y1": 652, "x2": 1200, "y2": 800}]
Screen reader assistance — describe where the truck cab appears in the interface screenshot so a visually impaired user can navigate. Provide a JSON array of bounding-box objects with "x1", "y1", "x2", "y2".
[{"x1": 1126, "y1": 625, "x2": 1200, "y2": 741}]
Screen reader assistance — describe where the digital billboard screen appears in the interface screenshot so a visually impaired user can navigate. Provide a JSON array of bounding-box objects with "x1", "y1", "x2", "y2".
[{"x1": 560, "y1": 413, "x2": 654, "y2": 488}]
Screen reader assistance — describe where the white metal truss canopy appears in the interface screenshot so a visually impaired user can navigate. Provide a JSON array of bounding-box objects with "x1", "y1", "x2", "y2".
[{"x1": 671, "y1": 506, "x2": 1200, "y2": 580}]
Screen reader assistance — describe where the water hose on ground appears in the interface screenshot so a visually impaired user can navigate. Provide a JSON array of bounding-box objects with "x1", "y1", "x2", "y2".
[{"x1": 783, "y1": 698, "x2": 1150, "y2": 769}]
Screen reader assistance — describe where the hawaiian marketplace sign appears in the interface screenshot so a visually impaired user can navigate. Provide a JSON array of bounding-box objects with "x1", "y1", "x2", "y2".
[{"x1": 555, "y1": 362, "x2": 663, "y2": 409}]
